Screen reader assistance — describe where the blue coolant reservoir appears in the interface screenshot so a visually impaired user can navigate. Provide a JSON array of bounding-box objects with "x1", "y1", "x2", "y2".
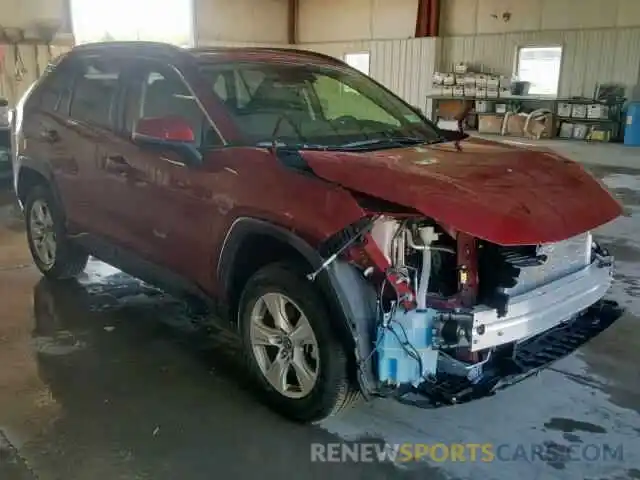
[{"x1": 377, "y1": 309, "x2": 439, "y2": 386}]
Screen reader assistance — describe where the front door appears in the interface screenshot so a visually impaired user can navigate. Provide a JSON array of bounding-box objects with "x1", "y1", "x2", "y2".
[{"x1": 105, "y1": 60, "x2": 226, "y2": 288}]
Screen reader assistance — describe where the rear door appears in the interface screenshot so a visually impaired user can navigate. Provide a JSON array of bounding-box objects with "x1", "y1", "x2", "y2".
[{"x1": 57, "y1": 55, "x2": 127, "y2": 238}]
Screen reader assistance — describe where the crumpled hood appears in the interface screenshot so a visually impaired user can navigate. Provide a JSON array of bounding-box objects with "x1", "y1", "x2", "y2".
[{"x1": 301, "y1": 137, "x2": 622, "y2": 246}]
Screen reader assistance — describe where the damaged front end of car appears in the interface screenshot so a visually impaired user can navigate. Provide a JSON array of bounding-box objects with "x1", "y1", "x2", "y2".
[{"x1": 311, "y1": 213, "x2": 623, "y2": 408}]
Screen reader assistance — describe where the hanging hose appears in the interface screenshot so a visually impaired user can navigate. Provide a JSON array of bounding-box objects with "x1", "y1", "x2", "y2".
[{"x1": 524, "y1": 108, "x2": 553, "y2": 137}]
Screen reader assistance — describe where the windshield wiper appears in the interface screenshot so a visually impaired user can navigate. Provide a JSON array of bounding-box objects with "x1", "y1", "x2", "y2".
[
  {"x1": 255, "y1": 141, "x2": 330, "y2": 150},
  {"x1": 340, "y1": 136, "x2": 432, "y2": 148}
]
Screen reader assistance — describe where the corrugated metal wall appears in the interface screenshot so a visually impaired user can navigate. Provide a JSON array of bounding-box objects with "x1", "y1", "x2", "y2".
[
  {"x1": 441, "y1": 28, "x2": 640, "y2": 97},
  {"x1": 299, "y1": 37, "x2": 440, "y2": 112},
  {"x1": 0, "y1": 43, "x2": 71, "y2": 105}
]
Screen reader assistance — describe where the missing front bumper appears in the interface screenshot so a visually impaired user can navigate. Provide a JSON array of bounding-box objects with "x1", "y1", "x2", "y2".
[
  {"x1": 470, "y1": 259, "x2": 614, "y2": 352},
  {"x1": 386, "y1": 299, "x2": 623, "y2": 409}
]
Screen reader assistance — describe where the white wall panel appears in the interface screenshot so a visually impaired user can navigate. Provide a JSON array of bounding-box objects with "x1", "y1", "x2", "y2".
[
  {"x1": 0, "y1": 0, "x2": 70, "y2": 35},
  {"x1": 300, "y1": 38, "x2": 440, "y2": 113},
  {"x1": 441, "y1": 0, "x2": 640, "y2": 36},
  {"x1": 440, "y1": 28, "x2": 640, "y2": 97},
  {"x1": 195, "y1": 0, "x2": 289, "y2": 44},
  {"x1": 297, "y1": 0, "x2": 418, "y2": 43}
]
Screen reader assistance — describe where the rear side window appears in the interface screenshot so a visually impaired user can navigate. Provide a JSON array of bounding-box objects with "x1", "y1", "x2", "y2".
[
  {"x1": 69, "y1": 59, "x2": 121, "y2": 128},
  {"x1": 39, "y1": 70, "x2": 67, "y2": 112}
]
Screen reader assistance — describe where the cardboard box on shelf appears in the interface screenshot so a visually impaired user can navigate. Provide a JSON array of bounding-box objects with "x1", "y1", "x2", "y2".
[
  {"x1": 499, "y1": 77, "x2": 512, "y2": 90},
  {"x1": 495, "y1": 103, "x2": 507, "y2": 114},
  {"x1": 573, "y1": 123, "x2": 590, "y2": 139},
  {"x1": 475, "y1": 100, "x2": 494, "y2": 113},
  {"x1": 464, "y1": 74, "x2": 476, "y2": 87},
  {"x1": 454, "y1": 63, "x2": 468, "y2": 74},
  {"x1": 557, "y1": 102, "x2": 572, "y2": 117},
  {"x1": 499, "y1": 87, "x2": 511, "y2": 98},
  {"x1": 453, "y1": 86, "x2": 465, "y2": 97},
  {"x1": 558, "y1": 122, "x2": 574, "y2": 138},
  {"x1": 486, "y1": 76, "x2": 500, "y2": 89},
  {"x1": 571, "y1": 104, "x2": 587, "y2": 118},
  {"x1": 487, "y1": 89, "x2": 499, "y2": 98},
  {"x1": 478, "y1": 114, "x2": 504, "y2": 134},
  {"x1": 476, "y1": 87, "x2": 487, "y2": 98},
  {"x1": 475, "y1": 75, "x2": 488, "y2": 88},
  {"x1": 432, "y1": 72, "x2": 445, "y2": 86},
  {"x1": 587, "y1": 104, "x2": 610, "y2": 119},
  {"x1": 455, "y1": 75, "x2": 466, "y2": 86},
  {"x1": 443, "y1": 73, "x2": 456, "y2": 86},
  {"x1": 435, "y1": 99, "x2": 469, "y2": 119},
  {"x1": 442, "y1": 86, "x2": 454, "y2": 97},
  {"x1": 464, "y1": 86, "x2": 476, "y2": 97},
  {"x1": 589, "y1": 127, "x2": 613, "y2": 142}
]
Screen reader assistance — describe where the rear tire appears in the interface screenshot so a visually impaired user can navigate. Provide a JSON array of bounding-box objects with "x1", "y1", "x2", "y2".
[
  {"x1": 239, "y1": 262, "x2": 361, "y2": 423},
  {"x1": 25, "y1": 185, "x2": 88, "y2": 279}
]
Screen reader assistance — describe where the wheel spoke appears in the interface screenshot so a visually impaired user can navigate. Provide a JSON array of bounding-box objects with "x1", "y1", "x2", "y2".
[
  {"x1": 252, "y1": 320, "x2": 281, "y2": 346},
  {"x1": 265, "y1": 354, "x2": 289, "y2": 392},
  {"x1": 289, "y1": 315, "x2": 315, "y2": 346},
  {"x1": 45, "y1": 235, "x2": 56, "y2": 259},
  {"x1": 292, "y1": 348, "x2": 316, "y2": 394},
  {"x1": 32, "y1": 203, "x2": 45, "y2": 223},
  {"x1": 39, "y1": 242, "x2": 51, "y2": 263},
  {"x1": 42, "y1": 208, "x2": 53, "y2": 228},
  {"x1": 263, "y1": 293, "x2": 293, "y2": 333}
]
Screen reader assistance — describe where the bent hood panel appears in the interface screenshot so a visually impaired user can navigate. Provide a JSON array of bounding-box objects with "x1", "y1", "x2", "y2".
[{"x1": 301, "y1": 138, "x2": 622, "y2": 246}]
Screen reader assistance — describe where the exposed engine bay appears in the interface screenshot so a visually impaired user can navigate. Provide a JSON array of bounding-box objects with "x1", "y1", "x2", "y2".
[{"x1": 313, "y1": 214, "x2": 621, "y2": 407}]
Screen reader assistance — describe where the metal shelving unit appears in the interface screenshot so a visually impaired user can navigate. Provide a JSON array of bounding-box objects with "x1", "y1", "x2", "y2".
[{"x1": 426, "y1": 94, "x2": 626, "y2": 142}]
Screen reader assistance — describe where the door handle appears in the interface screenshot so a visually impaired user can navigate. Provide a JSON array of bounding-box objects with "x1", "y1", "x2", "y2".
[
  {"x1": 104, "y1": 155, "x2": 132, "y2": 175},
  {"x1": 40, "y1": 128, "x2": 60, "y2": 143}
]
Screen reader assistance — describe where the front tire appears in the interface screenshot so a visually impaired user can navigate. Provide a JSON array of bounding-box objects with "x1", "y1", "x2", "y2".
[
  {"x1": 25, "y1": 185, "x2": 88, "y2": 279},
  {"x1": 239, "y1": 262, "x2": 360, "y2": 423}
]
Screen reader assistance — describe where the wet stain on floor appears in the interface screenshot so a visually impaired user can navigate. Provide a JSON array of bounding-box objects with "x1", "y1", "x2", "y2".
[{"x1": 544, "y1": 418, "x2": 607, "y2": 434}]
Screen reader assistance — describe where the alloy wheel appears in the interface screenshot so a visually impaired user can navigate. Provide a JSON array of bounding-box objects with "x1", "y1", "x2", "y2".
[
  {"x1": 30, "y1": 199, "x2": 57, "y2": 268},
  {"x1": 249, "y1": 292, "x2": 320, "y2": 399}
]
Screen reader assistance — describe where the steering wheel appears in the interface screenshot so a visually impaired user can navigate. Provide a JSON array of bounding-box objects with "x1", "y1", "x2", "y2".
[
  {"x1": 333, "y1": 115, "x2": 359, "y2": 124},
  {"x1": 270, "y1": 111, "x2": 306, "y2": 144}
]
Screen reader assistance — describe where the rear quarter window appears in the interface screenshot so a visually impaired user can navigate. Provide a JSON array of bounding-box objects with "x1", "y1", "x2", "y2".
[
  {"x1": 31, "y1": 58, "x2": 73, "y2": 113},
  {"x1": 69, "y1": 59, "x2": 121, "y2": 129}
]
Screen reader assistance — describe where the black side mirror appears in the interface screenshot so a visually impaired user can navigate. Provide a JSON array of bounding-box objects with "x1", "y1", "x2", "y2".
[{"x1": 439, "y1": 129, "x2": 469, "y2": 142}]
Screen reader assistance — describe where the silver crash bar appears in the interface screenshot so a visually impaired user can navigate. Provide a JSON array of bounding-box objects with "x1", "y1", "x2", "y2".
[{"x1": 471, "y1": 259, "x2": 614, "y2": 352}]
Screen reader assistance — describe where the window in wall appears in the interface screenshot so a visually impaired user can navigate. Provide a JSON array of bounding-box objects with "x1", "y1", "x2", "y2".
[
  {"x1": 71, "y1": 0, "x2": 193, "y2": 46},
  {"x1": 343, "y1": 52, "x2": 370, "y2": 93},
  {"x1": 516, "y1": 46, "x2": 562, "y2": 96},
  {"x1": 344, "y1": 52, "x2": 370, "y2": 76}
]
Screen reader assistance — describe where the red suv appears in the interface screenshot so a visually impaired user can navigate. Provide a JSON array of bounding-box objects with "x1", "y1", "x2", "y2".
[{"x1": 13, "y1": 42, "x2": 623, "y2": 422}]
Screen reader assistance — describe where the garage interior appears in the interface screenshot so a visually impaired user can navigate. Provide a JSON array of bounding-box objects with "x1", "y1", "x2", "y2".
[{"x1": 0, "y1": 1, "x2": 640, "y2": 479}]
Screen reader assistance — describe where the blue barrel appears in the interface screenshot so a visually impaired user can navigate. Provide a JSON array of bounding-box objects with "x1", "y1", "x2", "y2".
[{"x1": 624, "y1": 102, "x2": 640, "y2": 146}]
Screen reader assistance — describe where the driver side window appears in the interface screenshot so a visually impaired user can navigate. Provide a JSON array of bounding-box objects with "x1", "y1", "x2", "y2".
[
  {"x1": 125, "y1": 65, "x2": 222, "y2": 147},
  {"x1": 313, "y1": 75, "x2": 400, "y2": 127}
]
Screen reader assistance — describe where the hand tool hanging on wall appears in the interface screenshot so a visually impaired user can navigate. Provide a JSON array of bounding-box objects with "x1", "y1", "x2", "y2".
[{"x1": 12, "y1": 29, "x2": 27, "y2": 82}]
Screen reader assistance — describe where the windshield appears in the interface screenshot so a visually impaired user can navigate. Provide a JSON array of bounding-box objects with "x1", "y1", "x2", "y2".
[{"x1": 199, "y1": 61, "x2": 441, "y2": 150}]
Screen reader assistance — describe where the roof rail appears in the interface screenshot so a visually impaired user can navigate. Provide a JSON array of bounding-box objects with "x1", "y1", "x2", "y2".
[
  {"x1": 190, "y1": 45, "x2": 345, "y2": 64},
  {"x1": 71, "y1": 41, "x2": 184, "y2": 56}
]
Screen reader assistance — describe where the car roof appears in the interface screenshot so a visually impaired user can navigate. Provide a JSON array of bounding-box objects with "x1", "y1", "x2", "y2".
[{"x1": 67, "y1": 41, "x2": 345, "y2": 68}]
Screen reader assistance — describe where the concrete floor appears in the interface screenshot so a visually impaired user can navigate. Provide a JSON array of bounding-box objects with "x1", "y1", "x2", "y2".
[{"x1": 1, "y1": 140, "x2": 640, "y2": 480}]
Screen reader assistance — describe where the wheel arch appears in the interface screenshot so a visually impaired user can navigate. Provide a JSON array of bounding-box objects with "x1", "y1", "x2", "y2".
[
  {"x1": 217, "y1": 217, "x2": 378, "y2": 395},
  {"x1": 15, "y1": 158, "x2": 63, "y2": 213}
]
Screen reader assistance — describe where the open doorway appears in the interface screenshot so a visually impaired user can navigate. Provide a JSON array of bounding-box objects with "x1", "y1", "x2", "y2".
[{"x1": 70, "y1": 0, "x2": 194, "y2": 46}]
